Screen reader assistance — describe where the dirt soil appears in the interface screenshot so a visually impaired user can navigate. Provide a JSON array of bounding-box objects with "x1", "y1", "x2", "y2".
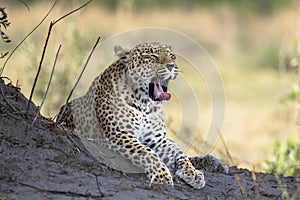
[{"x1": 0, "y1": 78, "x2": 299, "y2": 200}]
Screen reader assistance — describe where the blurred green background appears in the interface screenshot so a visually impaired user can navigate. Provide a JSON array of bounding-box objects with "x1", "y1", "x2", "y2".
[{"x1": 1, "y1": 0, "x2": 299, "y2": 174}]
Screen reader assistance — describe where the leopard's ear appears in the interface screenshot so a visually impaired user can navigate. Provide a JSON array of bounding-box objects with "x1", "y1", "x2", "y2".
[{"x1": 114, "y1": 45, "x2": 130, "y2": 63}]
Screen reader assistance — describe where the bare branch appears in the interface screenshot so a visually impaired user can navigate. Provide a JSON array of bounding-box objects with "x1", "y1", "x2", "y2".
[
  {"x1": 0, "y1": 87, "x2": 17, "y2": 112},
  {"x1": 26, "y1": 21, "x2": 54, "y2": 112},
  {"x1": 32, "y1": 44, "x2": 62, "y2": 125},
  {"x1": 56, "y1": 36, "x2": 100, "y2": 122},
  {"x1": 0, "y1": 0, "x2": 58, "y2": 76},
  {"x1": 26, "y1": 0, "x2": 92, "y2": 112},
  {"x1": 53, "y1": 0, "x2": 93, "y2": 25},
  {"x1": 66, "y1": 37, "x2": 101, "y2": 103}
]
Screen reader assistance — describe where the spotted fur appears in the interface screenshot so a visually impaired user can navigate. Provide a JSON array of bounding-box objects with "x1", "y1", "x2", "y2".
[{"x1": 57, "y1": 42, "x2": 205, "y2": 189}]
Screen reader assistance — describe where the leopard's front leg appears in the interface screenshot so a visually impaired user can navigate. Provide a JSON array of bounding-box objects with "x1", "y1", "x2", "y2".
[
  {"x1": 106, "y1": 132, "x2": 174, "y2": 186},
  {"x1": 175, "y1": 155, "x2": 205, "y2": 189},
  {"x1": 150, "y1": 138, "x2": 205, "y2": 189}
]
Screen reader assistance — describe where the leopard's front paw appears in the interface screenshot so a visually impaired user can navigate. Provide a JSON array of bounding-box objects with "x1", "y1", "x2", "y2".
[
  {"x1": 176, "y1": 168, "x2": 205, "y2": 189},
  {"x1": 147, "y1": 165, "x2": 174, "y2": 186},
  {"x1": 189, "y1": 155, "x2": 229, "y2": 174}
]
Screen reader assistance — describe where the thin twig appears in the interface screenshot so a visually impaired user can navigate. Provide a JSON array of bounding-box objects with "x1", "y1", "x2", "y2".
[
  {"x1": 32, "y1": 44, "x2": 62, "y2": 125},
  {"x1": 251, "y1": 166, "x2": 262, "y2": 200},
  {"x1": 53, "y1": 0, "x2": 93, "y2": 25},
  {"x1": 220, "y1": 133, "x2": 234, "y2": 166},
  {"x1": 56, "y1": 36, "x2": 100, "y2": 122},
  {"x1": 66, "y1": 36, "x2": 100, "y2": 105},
  {"x1": 0, "y1": 88, "x2": 17, "y2": 112},
  {"x1": 26, "y1": 21, "x2": 54, "y2": 112},
  {"x1": 0, "y1": 0, "x2": 57, "y2": 76},
  {"x1": 26, "y1": 0, "x2": 92, "y2": 112},
  {"x1": 220, "y1": 134, "x2": 249, "y2": 200}
]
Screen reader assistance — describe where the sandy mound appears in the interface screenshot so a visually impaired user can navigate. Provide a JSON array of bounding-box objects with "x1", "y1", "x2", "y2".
[{"x1": 0, "y1": 78, "x2": 298, "y2": 199}]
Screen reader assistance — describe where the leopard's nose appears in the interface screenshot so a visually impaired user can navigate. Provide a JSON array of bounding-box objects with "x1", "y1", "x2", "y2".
[{"x1": 166, "y1": 63, "x2": 175, "y2": 72}]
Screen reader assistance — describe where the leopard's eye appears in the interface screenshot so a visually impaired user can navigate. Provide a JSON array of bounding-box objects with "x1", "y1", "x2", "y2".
[
  {"x1": 170, "y1": 54, "x2": 176, "y2": 60},
  {"x1": 141, "y1": 53, "x2": 158, "y2": 60},
  {"x1": 151, "y1": 54, "x2": 159, "y2": 59}
]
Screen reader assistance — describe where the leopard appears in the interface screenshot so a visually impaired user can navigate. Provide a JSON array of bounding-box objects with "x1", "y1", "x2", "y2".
[{"x1": 57, "y1": 42, "x2": 206, "y2": 189}]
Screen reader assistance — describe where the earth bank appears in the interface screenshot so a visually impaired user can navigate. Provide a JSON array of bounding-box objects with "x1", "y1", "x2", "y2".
[{"x1": 0, "y1": 78, "x2": 299, "y2": 200}]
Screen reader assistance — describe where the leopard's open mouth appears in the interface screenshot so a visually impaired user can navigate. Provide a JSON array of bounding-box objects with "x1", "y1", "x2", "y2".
[{"x1": 149, "y1": 81, "x2": 171, "y2": 101}]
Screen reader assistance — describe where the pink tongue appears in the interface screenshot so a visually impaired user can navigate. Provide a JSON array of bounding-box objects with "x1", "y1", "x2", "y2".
[{"x1": 154, "y1": 83, "x2": 171, "y2": 101}]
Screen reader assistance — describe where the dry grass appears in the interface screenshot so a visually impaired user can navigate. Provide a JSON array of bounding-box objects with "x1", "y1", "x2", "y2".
[{"x1": 1, "y1": 1, "x2": 299, "y2": 170}]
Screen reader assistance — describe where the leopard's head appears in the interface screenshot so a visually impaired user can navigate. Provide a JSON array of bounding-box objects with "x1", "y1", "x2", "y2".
[{"x1": 114, "y1": 42, "x2": 178, "y2": 102}]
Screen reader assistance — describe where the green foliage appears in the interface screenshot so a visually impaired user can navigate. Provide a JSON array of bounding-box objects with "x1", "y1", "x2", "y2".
[
  {"x1": 255, "y1": 42, "x2": 280, "y2": 69},
  {"x1": 238, "y1": 34, "x2": 280, "y2": 69},
  {"x1": 285, "y1": 79, "x2": 300, "y2": 102},
  {"x1": 283, "y1": 41, "x2": 300, "y2": 102},
  {"x1": 190, "y1": 0, "x2": 292, "y2": 14},
  {"x1": 290, "y1": 41, "x2": 300, "y2": 68},
  {"x1": 22, "y1": 0, "x2": 292, "y2": 14},
  {"x1": 262, "y1": 139, "x2": 300, "y2": 177},
  {"x1": 0, "y1": 7, "x2": 11, "y2": 59}
]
